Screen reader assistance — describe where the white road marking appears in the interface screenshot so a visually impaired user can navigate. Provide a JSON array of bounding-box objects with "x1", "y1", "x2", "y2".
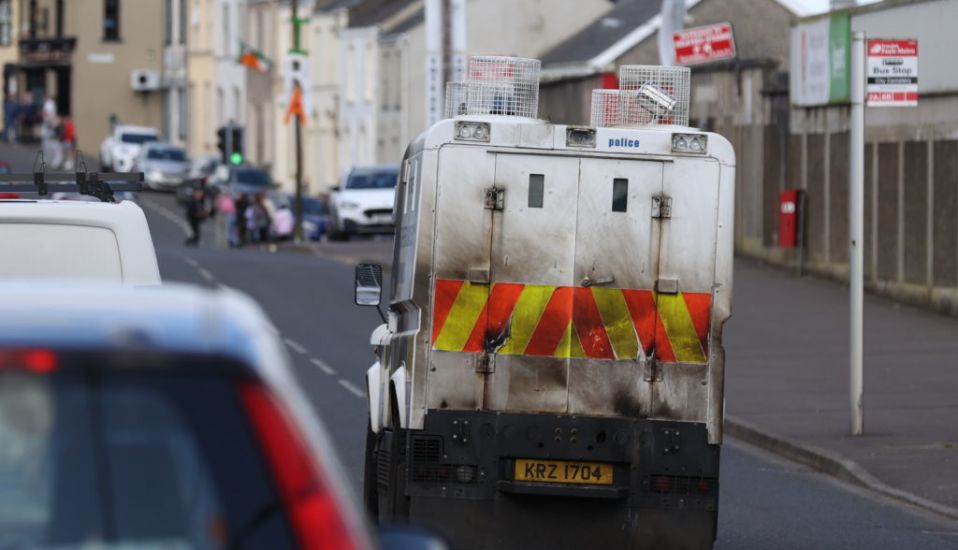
[
  {"x1": 140, "y1": 197, "x2": 191, "y2": 235},
  {"x1": 198, "y1": 268, "x2": 216, "y2": 282},
  {"x1": 310, "y1": 357, "x2": 337, "y2": 375},
  {"x1": 338, "y1": 379, "x2": 365, "y2": 398},
  {"x1": 284, "y1": 338, "x2": 308, "y2": 355},
  {"x1": 183, "y1": 257, "x2": 199, "y2": 268}
]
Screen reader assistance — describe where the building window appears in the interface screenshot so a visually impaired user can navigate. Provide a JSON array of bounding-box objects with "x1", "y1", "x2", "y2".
[
  {"x1": 165, "y1": 0, "x2": 172, "y2": 45},
  {"x1": 0, "y1": 1, "x2": 11, "y2": 46},
  {"x1": 222, "y1": 4, "x2": 230, "y2": 57},
  {"x1": 103, "y1": 0, "x2": 120, "y2": 41},
  {"x1": 179, "y1": 0, "x2": 187, "y2": 44}
]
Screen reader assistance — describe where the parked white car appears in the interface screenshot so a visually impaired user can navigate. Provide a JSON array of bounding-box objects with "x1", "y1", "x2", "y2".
[
  {"x1": 328, "y1": 164, "x2": 400, "y2": 241},
  {"x1": 100, "y1": 125, "x2": 159, "y2": 172},
  {"x1": 0, "y1": 199, "x2": 161, "y2": 284}
]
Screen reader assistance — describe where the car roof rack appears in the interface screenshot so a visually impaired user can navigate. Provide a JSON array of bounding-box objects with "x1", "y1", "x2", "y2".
[{"x1": 0, "y1": 152, "x2": 143, "y2": 203}]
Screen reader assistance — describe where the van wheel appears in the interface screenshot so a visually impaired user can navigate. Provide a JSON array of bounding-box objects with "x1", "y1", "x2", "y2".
[{"x1": 363, "y1": 421, "x2": 380, "y2": 521}]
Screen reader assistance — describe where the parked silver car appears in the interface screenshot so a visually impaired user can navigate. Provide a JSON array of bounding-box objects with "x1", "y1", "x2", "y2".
[{"x1": 136, "y1": 142, "x2": 190, "y2": 191}]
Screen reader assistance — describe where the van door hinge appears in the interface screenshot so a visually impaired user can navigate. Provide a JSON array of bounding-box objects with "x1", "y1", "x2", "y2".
[
  {"x1": 484, "y1": 186, "x2": 505, "y2": 210},
  {"x1": 651, "y1": 195, "x2": 672, "y2": 219},
  {"x1": 475, "y1": 353, "x2": 495, "y2": 374},
  {"x1": 643, "y1": 357, "x2": 663, "y2": 383}
]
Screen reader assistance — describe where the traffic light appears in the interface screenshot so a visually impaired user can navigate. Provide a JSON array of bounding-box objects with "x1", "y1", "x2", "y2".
[
  {"x1": 229, "y1": 126, "x2": 244, "y2": 165},
  {"x1": 215, "y1": 127, "x2": 228, "y2": 163}
]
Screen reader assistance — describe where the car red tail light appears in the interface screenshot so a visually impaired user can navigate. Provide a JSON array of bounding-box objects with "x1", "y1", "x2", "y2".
[
  {"x1": 0, "y1": 349, "x2": 58, "y2": 373},
  {"x1": 238, "y1": 382, "x2": 362, "y2": 550}
]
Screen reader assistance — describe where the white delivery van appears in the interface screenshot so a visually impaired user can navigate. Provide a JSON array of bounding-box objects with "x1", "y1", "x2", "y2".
[{"x1": 0, "y1": 199, "x2": 161, "y2": 284}]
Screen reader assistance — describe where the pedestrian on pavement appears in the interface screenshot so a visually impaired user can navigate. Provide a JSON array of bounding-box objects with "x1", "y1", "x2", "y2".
[
  {"x1": 184, "y1": 187, "x2": 209, "y2": 247},
  {"x1": 216, "y1": 191, "x2": 238, "y2": 247},
  {"x1": 61, "y1": 117, "x2": 75, "y2": 170},
  {"x1": 40, "y1": 96, "x2": 62, "y2": 168},
  {"x1": 3, "y1": 93, "x2": 17, "y2": 143},
  {"x1": 234, "y1": 193, "x2": 250, "y2": 246},
  {"x1": 246, "y1": 192, "x2": 271, "y2": 243}
]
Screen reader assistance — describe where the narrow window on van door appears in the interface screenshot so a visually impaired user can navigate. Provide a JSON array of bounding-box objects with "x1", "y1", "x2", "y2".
[
  {"x1": 528, "y1": 174, "x2": 544, "y2": 208},
  {"x1": 612, "y1": 178, "x2": 628, "y2": 212}
]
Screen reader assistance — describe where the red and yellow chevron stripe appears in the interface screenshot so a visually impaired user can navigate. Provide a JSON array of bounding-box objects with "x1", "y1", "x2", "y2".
[{"x1": 432, "y1": 279, "x2": 711, "y2": 363}]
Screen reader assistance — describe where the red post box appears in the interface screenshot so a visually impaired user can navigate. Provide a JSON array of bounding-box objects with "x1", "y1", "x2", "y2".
[{"x1": 778, "y1": 189, "x2": 803, "y2": 248}]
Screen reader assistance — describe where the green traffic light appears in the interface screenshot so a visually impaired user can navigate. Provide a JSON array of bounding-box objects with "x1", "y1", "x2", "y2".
[{"x1": 230, "y1": 152, "x2": 244, "y2": 165}]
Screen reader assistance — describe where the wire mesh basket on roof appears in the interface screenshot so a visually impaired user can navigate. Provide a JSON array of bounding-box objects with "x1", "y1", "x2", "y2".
[
  {"x1": 444, "y1": 82, "x2": 469, "y2": 118},
  {"x1": 617, "y1": 65, "x2": 690, "y2": 126},
  {"x1": 590, "y1": 90, "x2": 622, "y2": 128},
  {"x1": 462, "y1": 56, "x2": 540, "y2": 118}
]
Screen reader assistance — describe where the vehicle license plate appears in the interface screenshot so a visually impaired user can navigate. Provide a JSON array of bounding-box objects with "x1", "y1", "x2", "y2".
[
  {"x1": 514, "y1": 459, "x2": 613, "y2": 485},
  {"x1": 373, "y1": 215, "x2": 393, "y2": 224}
]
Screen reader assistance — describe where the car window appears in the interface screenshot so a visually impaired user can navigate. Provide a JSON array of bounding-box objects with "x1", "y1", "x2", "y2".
[
  {"x1": 345, "y1": 170, "x2": 398, "y2": 190},
  {"x1": 302, "y1": 198, "x2": 328, "y2": 215},
  {"x1": 146, "y1": 148, "x2": 187, "y2": 161},
  {"x1": 233, "y1": 169, "x2": 271, "y2": 187},
  {"x1": 120, "y1": 133, "x2": 158, "y2": 145},
  {"x1": 0, "y1": 362, "x2": 297, "y2": 549}
]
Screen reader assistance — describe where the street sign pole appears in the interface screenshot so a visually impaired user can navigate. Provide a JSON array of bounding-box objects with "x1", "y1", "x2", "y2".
[
  {"x1": 849, "y1": 31, "x2": 865, "y2": 436},
  {"x1": 291, "y1": 0, "x2": 305, "y2": 243}
]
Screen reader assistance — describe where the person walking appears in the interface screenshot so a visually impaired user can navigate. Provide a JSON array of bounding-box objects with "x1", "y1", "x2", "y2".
[
  {"x1": 234, "y1": 193, "x2": 250, "y2": 246},
  {"x1": 216, "y1": 191, "x2": 237, "y2": 247},
  {"x1": 184, "y1": 187, "x2": 209, "y2": 247},
  {"x1": 3, "y1": 93, "x2": 17, "y2": 143},
  {"x1": 61, "y1": 117, "x2": 75, "y2": 170},
  {"x1": 246, "y1": 192, "x2": 271, "y2": 243},
  {"x1": 40, "y1": 95, "x2": 62, "y2": 167}
]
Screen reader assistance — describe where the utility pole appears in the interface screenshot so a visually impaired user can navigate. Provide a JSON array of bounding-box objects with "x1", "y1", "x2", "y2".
[
  {"x1": 849, "y1": 31, "x2": 865, "y2": 436},
  {"x1": 291, "y1": 0, "x2": 305, "y2": 243}
]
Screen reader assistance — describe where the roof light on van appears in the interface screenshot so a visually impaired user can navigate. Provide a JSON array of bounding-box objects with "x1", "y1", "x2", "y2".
[
  {"x1": 672, "y1": 133, "x2": 708, "y2": 155},
  {"x1": 455, "y1": 121, "x2": 490, "y2": 142}
]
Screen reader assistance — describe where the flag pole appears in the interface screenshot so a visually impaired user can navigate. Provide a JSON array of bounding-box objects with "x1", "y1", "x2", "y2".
[{"x1": 291, "y1": 0, "x2": 305, "y2": 243}]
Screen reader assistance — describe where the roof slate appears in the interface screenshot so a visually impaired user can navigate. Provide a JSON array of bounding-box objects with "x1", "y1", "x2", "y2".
[{"x1": 540, "y1": 0, "x2": 663, "y2": 66}]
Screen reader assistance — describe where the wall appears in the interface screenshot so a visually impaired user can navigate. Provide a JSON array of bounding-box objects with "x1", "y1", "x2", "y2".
[
  {"x1": 70, "y1": 0, "x2": 165, "y2": 152},
  {"x1": 188, "y1": 0, "x2": 217, "y2": 156},
  {"x1": 736, "y1": 0, "x2": 958, "y2": 316},
  {"x1": 336, "y1": 26, "x2": 379, "y2": 175}
]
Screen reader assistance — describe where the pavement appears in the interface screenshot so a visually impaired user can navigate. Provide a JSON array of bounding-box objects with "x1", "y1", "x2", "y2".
[
  {"x1": 2, "y1": 142, "x2": 958, "y2": 546},
  {"x1": 725, "y1": 258, "x2": 958, "y2": 518}
]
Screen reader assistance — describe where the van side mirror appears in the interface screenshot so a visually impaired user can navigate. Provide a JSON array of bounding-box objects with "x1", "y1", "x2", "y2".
[{"x1": 355, "y1": 263, "x2": 383, "y2": 307}]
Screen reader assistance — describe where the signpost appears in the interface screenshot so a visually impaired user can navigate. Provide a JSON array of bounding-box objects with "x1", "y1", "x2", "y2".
[
  {"x1": 672, "y1": 22, "x2": 736, "y2": 65},
  {"x1": 866, "y1": 39, "x2": 918, "y2": 107}
]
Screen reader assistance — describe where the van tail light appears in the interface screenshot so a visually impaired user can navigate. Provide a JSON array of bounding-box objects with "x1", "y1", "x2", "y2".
[
  {"x1": 238, "y1": 382, "x2": 362, "y2": 550},
  {"x1": 0, "y1": 349, "x2": 58, "y2": 373}
]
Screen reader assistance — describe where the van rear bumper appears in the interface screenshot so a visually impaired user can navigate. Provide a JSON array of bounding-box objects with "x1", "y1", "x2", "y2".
[{"x1": 402, "y1": 410, "x2": 720, "y2": 550}]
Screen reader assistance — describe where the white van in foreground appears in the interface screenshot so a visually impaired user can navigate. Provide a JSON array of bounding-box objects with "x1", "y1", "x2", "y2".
[{"x1": 0, "y1": 199, "x2": 161, "y2": 284}]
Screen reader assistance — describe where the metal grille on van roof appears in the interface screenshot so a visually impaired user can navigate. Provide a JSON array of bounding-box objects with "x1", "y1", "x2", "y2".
[
  {"x1": 444, "y1": 81, "x2": 469, "y2": 118},
  {"x1": 443, "y1": 56, "x2": 540, "y2": 119},
  {"x1": 617, "y1": 65, "x2": 690, "y2": 127},
  {"x1": 590, "y1": 89, "x2": 622, "y2": 128},
  {"x1": 590, "y1": 65, "x2": 691, "y2": 128}
]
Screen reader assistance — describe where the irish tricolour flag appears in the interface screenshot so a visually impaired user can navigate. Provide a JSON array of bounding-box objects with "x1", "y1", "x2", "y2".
[{"x1": 239, "y1": 41, "x2": 272, "y2": 73}]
